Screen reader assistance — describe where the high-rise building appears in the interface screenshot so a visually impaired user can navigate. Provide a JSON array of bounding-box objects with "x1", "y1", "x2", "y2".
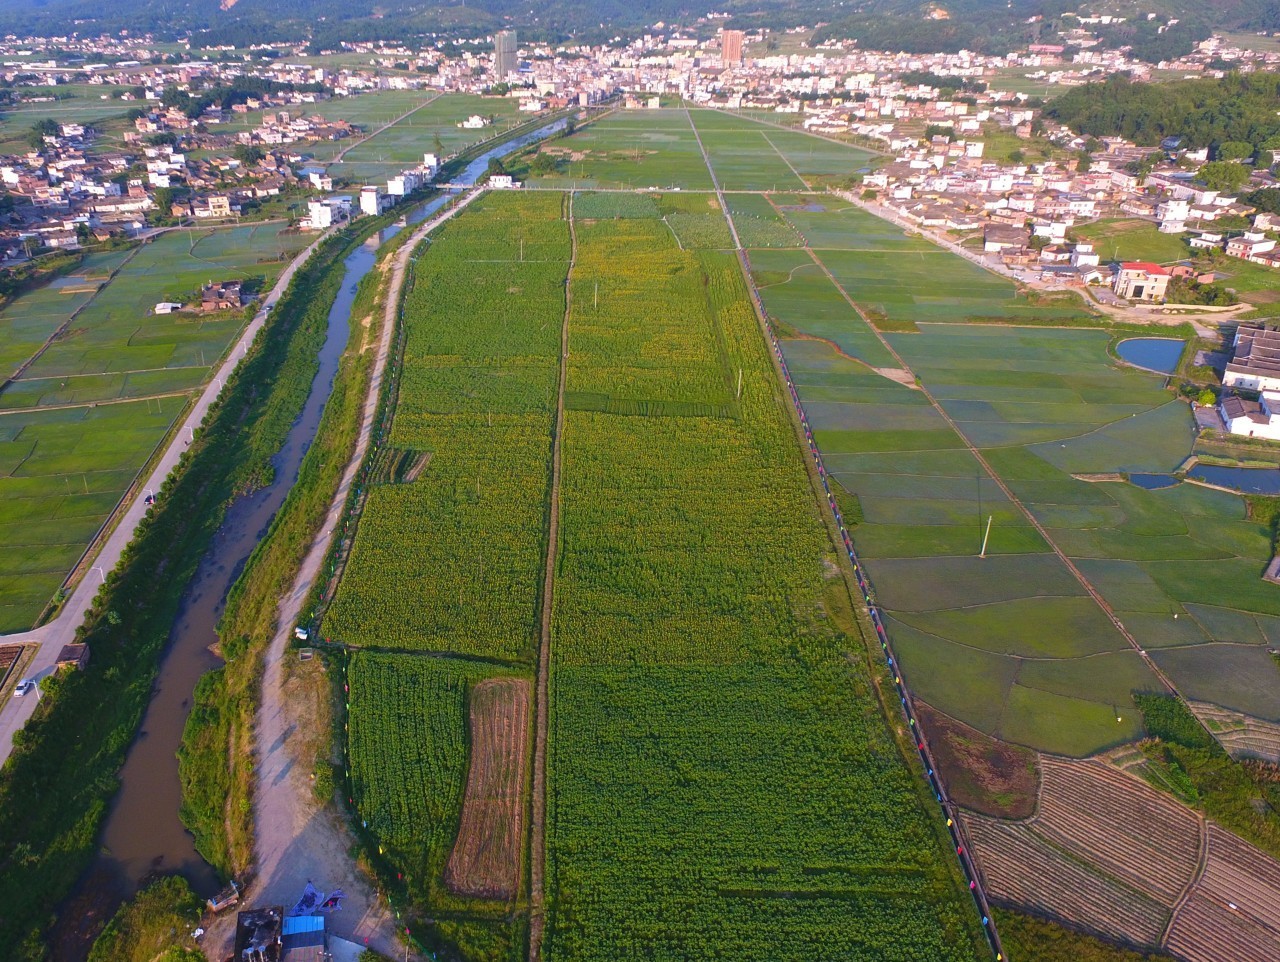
[
  {"x1": 494, "y1": 29, "x2": 517, "y2": 79},
  {"x1": 721, "y1": 29, "x2": 744, "y2": 64}
]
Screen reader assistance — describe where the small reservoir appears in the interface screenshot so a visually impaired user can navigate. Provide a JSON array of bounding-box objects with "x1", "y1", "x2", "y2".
[{"x1": 1116, "y1": 337, "x2": 1184, "y2": 375}]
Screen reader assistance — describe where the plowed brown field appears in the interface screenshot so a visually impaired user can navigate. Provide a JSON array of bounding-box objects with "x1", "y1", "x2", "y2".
[{"x1": 445, "y1": 676, "x2": 532, "y2": 900}]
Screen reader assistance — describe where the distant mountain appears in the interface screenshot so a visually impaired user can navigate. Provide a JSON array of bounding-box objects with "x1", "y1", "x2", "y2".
[
  {"x1": 2, "y1": 0, "x2": 1278, "y2": 49},
  {"x1": 0, "y1": 0, "x2": 825, "y2": 45}
]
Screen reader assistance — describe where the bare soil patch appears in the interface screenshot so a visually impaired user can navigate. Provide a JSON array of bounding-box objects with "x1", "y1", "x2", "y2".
[
  {"x1": 917, "y1": 700, "x2": 1039, "y2": 818},
  {"x1": 445, "y1": 676, "x2": 531, "y2": 900}
]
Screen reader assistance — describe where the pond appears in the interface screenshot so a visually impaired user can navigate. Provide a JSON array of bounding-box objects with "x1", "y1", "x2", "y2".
[
  {"x1": 1116, "y1": 337, "x2": 1184, "y2": 375},
  {"x1": 1129, "y1": 474, "x2": 1179, "y2": 490},
  {"x1": 1189, "y1": 464, "x2": 1280, "y2": 495}
]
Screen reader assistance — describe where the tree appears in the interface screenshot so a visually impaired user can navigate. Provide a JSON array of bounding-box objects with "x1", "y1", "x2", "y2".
[
  {"x1": 1076, "y1": 150, "x2": 1092, "y2": 173},
  {"x1": 1008, "y1": 149, "x2": 1025, "y2": 164},
  {"x1": 1217, "y1": 140, "x2": 1254, "y2": 161},
  {"x1": 154, "y1": 186, "x2": 178, "y2": 215},
  {"x1": 1198, "y1": 160, "x2": 1251, "y2": 192},
  {"x1": 528, "y1": 152, "x2": 556, "y2": 175},
  {"x1": 234, "y1": 144, "x2": 264, "y2": 166},
  {"x1": 27, "y1": 118, "x2": 58, "y2": 149},
  {"x1": 483, "y1": 157, "x2": 507, "y2": 183},
  {"x1": 432, "y1": 132, "x2": 444, "y2": 157}
]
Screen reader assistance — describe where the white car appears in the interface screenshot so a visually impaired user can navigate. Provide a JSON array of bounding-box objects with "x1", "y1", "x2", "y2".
[{"x1": 12, "y1": 679, "x2": 35, "y2": 698}]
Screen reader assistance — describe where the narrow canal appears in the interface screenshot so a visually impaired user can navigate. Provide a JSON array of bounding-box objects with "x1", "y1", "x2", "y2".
[{"x1": 51, "y1": 116, "x2": 570, "y2": 958}]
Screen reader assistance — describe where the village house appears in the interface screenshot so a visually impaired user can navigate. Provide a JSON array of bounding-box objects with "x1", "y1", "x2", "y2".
[
  {"x1": 1219, "y1": 393, "x2": 1280, "y2": 441},
  {"x1": 200, "y1": 280, "x2": 243, "y2": 312},
  {"x1": 1113, "y1": 262, "x2": 1170, "y2": 302},
  {"x1": 1226, "y1": 232, "x2": 1277, "y2": 263},
  {"x1": 1224, "y1": 323, "x2": 1280, "y2": 392}
]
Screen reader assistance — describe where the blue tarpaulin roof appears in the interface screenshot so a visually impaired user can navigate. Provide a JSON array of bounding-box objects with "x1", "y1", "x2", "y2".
[{"x1": 282, "y1": 915, "x2": 325, "y2": 936}]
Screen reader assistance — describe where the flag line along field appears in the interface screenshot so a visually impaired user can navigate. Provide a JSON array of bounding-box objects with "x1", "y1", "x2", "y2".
[{"x1": 687, "y1": 107, "x2": 1005, "y2": 960}]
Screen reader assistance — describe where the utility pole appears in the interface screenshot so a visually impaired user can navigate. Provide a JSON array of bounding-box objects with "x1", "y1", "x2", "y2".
[{"x1": 980, "y1": 515, "x2": 993, "y2": 558}]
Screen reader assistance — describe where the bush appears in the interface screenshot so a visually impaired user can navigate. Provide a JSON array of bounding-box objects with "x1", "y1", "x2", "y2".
[{"x1": 1133, "y1": 693, "x2": 1216, "y2": 750}]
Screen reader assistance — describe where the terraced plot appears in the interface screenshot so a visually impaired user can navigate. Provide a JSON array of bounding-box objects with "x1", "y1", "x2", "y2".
[
  {"x1": 967, "y1": 758, "x2": 1280, "y2": 962},
  {"x1": 1166, "y1": 825, "x2": 1280, "y2": 962}
]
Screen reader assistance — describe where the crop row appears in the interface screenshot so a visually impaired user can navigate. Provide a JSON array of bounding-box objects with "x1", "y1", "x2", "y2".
[
  {"x1": 545, "y1": 215, "x2": 982, "y2": 960},
  {"x1": 323, "y1": 191, "x2": 569, "y2": 657}
]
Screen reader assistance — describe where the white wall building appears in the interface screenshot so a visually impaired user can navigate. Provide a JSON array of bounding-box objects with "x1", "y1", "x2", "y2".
[{"x1": 1221, "y1": 393, "x2": 1280, "y2": 441}]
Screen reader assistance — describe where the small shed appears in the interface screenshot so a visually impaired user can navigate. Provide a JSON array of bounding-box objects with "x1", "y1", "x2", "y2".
[
  {"x1": 235, "y1": 906, "x2": 283, "y2": 962},
  {"x1": 56, "y1": 643, "x2": 89, "y2": 671},
  {"x1": 154, "y1": 301, "x2": 184, "y2": 314}
]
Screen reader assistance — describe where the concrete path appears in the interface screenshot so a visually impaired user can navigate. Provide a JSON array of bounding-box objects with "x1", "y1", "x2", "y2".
[
  {"x1": 0, "y1": 227, "x2": 335, "y2": 767},
  {"x1": 250, "y1": 188, "x2": 483, "y2": 956}
]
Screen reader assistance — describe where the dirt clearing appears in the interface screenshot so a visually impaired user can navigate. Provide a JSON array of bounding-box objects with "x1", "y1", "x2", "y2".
[
  {"x1": 445, "y1": 676, "x2": 531, "y2": 900},
  {"x1": 917, "y1": 700, "x2": 1039, "y2": 818}
]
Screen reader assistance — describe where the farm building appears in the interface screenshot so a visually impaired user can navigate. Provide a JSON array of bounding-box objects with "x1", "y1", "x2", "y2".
[
  {"x1": 1224, "y1": 323, "x2": 1280, "y2": 393},
  {"x1": 201, "y1": 280, "x2": 243, "y2": 312},
  {"x1": 56, "y1": 643, "x2": 89, "y2": 671},
  {"x1": 1113, "y1": 262, "x2": 1170, "y2": 302},
  {"x1": 153, "y1": 301, "x2": 184, "y2": 314}
]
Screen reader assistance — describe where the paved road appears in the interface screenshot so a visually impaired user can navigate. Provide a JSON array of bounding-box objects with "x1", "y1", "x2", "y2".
[
  {"x1": 250, "y1": 188, "x2": 482, "y2": 957},
  {"x1": 0, "y1": 227, "x2": 335, "y2": 767}
]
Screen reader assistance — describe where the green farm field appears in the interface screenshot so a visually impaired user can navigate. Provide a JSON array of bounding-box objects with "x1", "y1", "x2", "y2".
[
  {"x1": 525, "y1": 107, "x2": 874, "y2": 192},
  {"x1": 547, "y1": 208, "x2": 982, "y2": 961},
  {"x1": 750, "y1": 197, "x2": 1280, "y2": 755},
  {"x1": 323, "y1": 192, "x2": 567, "y2": 658},
  {"x1": 0, "y1": 223, "x2": 307, "y2": 630},
  {"x1": 328, "y1": 186, "x2": 985, "y2": 961},
  {"x1": 0, "y1": 396, "x2": 187, "y2": 631},
  {"x1": 324, "y1": 92, "x2": 524, "y2": 183},
  {"x1": 1071, "y1": 219, "x2": 1190, "y2": 265}
]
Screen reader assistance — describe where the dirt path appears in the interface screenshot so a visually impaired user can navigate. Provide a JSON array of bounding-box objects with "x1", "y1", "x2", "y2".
[
  {"x1": 248, "y1": 190, "x2": 483, "y2": 958},
  {"x1": 329, "y1": 92, "x2": 441, "y2": 165},
  {"x1": 528, "y1": 191, "x2": 575, "y2": 962},
  {"x1": 760, "y1": 132, "x2": 810, "y2": 190}
]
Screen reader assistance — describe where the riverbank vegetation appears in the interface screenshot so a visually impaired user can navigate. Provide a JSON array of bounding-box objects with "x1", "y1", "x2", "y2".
[
  {"x1": 177, "y1": 194, "x2": 434, "y2": 878},
  {"x1": 0, "y1": 223, "x2": 352, "y2": 957},
  {"x1": 87, "y1": 876, "x2": 203, "y2": 962}
]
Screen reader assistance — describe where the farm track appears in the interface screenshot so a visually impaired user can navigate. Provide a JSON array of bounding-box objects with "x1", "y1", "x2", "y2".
[
  {"x1": 0, "y1": 388, "x2": 190, "y2": 415},
  {"x1": 691, "y1": 107, "x2": 1001, "y2": 959},
  {"x1": 248, "y1": 190, "x2": 484, "y2": 958},
  {"x1": 528, "y1": 190, "x2": 574, "y2": 962},
  {"x1": 759, "y1": 132, "x2": 809, "y2": 189},
  {"x1": 0, "y1": 225, "x2": 337, "y2": 765}
]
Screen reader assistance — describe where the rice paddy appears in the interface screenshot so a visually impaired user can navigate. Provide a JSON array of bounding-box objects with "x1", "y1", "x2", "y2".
[
  {"x1": 745, "y1": 196, "x2": 1280, "y2": 753},
  {"x1": 0, "y1": 223, "x2": 307, "y2": 630}
]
